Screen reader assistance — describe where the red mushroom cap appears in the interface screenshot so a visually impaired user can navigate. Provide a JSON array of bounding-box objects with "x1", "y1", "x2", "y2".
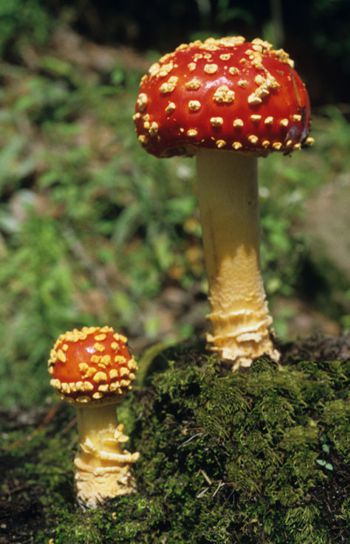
[
  {"x1": 134, "y1": 36, "x2": 313, "y2": 157},
  {"x1": 48, "y1": 326, "x2": 137, "y2": 404}
]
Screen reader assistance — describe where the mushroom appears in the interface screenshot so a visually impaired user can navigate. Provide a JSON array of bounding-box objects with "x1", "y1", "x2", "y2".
[
  {"x1": 134, "y1": 36, "x2": 313, "y2": 370},
  {"x1": 48, "y1": 326, "x2": 139, "y2": 508}
]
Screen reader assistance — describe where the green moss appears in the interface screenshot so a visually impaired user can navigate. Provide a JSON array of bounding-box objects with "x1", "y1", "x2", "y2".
[{"x1": 1, "y1": 344, "x2": 350, "y2": 543}]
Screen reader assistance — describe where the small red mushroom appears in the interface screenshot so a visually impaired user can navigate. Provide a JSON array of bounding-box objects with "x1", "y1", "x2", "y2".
[
  {"x1": 48, "y1": 326, "x2": 139, "y2": 508},
  {"x1": 134, "y1": 36, "x2": 313, "y2": 370}
]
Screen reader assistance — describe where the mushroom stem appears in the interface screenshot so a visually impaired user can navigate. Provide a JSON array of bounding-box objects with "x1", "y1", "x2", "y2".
[
  {"x1": 74, "y1": 403, "x2": 139, "y2": 508},
  {"x1": 196, "y1": 149, "x2": 280, "y2": 370}
]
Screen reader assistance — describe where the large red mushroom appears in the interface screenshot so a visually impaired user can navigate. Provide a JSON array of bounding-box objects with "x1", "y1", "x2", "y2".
[
  {"x1": 134, "y1": 36, "x2": 313, "y2": 370},
  {"x1": 48, "y1": 326, "x2": 139, "y2": 508}
]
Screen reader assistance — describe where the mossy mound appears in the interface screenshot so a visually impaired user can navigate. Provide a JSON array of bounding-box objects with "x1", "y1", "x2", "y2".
[{"x1": 1, "y1": 336, "x2": 350, "y2": 543}]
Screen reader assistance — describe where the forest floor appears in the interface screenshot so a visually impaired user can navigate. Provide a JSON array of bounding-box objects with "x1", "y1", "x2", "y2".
[{"x1": 1, "y1": 334, "x2": 350, "y2": 543}]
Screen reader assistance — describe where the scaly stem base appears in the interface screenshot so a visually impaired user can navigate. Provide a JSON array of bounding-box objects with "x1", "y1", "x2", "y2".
[{"x1": 74, "y1": 404, "x2": 139, "y2": 508}]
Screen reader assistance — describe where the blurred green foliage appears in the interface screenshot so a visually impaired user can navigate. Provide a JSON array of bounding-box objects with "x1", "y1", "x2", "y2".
[
  {"x1": 0, "y1": 0, "x2": 52, "y2": 56},
  {"x1": 0, "y1": 2, "x2": 350, "y2": 408}
]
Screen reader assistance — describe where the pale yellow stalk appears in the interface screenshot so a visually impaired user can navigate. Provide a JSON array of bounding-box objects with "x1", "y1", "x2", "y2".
[
  {"x1": 196, "y1": 150, "x2": 280, "y2": 370},
  {"x1": 74, "y1": 403, "x2": 139, "y2": 508}
]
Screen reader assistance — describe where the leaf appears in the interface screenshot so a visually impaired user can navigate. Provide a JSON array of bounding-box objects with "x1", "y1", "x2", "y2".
[{"x1": 322, "y1": 443, "x2": 330, "y2": 454}]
